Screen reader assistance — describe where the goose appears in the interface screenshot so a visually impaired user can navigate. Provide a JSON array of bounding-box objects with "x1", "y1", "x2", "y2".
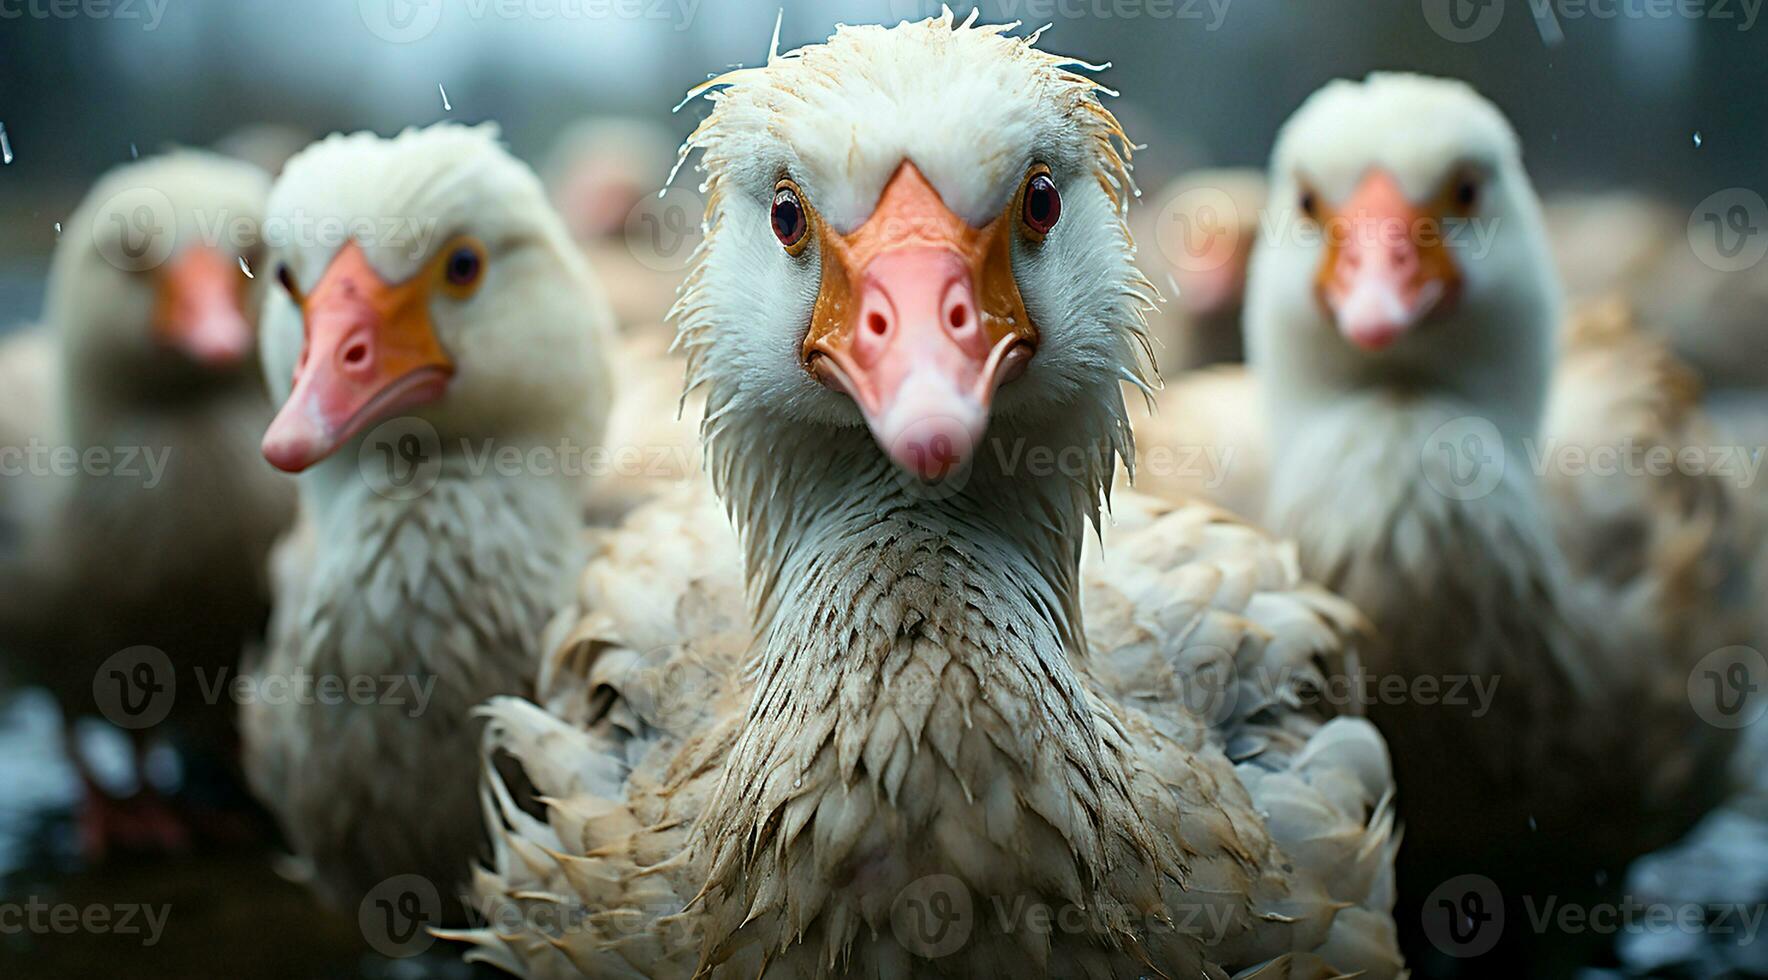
[
  {"x1": 241, "y1": 122, "x2": 615, "y2": 915},
  {"x1": 455, "y1": 14, "x2": 1404, "y2": 978},
  {"x1": 1243, "y1": 72, "x2": 1747, "y2": 961},
  {"x1": 542, "y1": 117, "x2": 684, "y2": 335},
  {"x1": 0, "y1": 150, "x2": 296, "y2": 857},
  {"x1": 1136, "y1": 168, "x2": 1266, "y2": 372},
  {"x1": 1546, "y1": 189, "x2": 1768, "y2": 391}
]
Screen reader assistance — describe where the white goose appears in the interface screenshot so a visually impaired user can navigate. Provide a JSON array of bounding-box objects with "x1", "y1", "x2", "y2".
[
  {"x1": 1243, "y1": 73, "x2": 1745, "y2": 939},
  {"x1": 0, "y1": 150, "x2": 294, "y2": 855},
  {"x1": 457, "y1": 15, "x2": 1403, "y2": 978},
  {"x1": 242, "y1": 123, "x2": 615, "y2": 913}
]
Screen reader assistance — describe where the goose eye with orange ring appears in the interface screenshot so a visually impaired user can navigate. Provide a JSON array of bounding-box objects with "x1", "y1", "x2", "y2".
[
  {"x1": 772, "y1": 181, "x2": 810, "y2": 254},
  {"x1": 436, "y1": 238, "x2": 488, "y2": 298},
  {"x1": 1020, "y1": 166, "x2": 1060, "y2": 239}
]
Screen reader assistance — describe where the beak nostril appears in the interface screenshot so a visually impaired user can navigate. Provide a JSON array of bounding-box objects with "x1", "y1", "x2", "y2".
[
  {"x1": 342, "y1": 342, "x2": 370, "y2": 368},
  {"x1": 867, "y1": 312, "x2": 889, "y2": 337},
  {"x1": 949, "y1": 305, "x2": 969, "y2": 331}
]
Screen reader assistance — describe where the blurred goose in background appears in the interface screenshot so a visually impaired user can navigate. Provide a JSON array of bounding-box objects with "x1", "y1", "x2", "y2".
[
  {"x1": 1546, "y1": 190, "x2": 1768, "y2": 391},
  {"x1": 1243, "y1": 73, "x2": 1749, "y2": 966},
  {"x1": 213, "y1": 122, "x2": 313, "y2": 177},
  {"x1": 1134, "y1": 167, "x2": 1266, "y2": 371},
  {"x1": 242, "y1": 123, "x2": 615, "y2": 915},
  {"x1": 542, "y1": 117, "x2": 683, "y2": 333},
  {"x1": 0, "y1": 328, "x2": 59, "y2": 572},
  {"x1": 0, "y1": 150, "x2": 295, "y2": 857},
  {"x1": 458, "y1": 15, "x2": 1403, "y2": 978}
]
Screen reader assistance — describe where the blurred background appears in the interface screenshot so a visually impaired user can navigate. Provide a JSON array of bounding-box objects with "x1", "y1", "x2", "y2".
[{"x1": 0, "y1": 0, "x2": 1763, "y2": 976}]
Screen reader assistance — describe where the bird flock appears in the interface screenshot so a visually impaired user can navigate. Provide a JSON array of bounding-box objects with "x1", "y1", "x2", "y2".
[{"x1": 1, "y1": 11, "x2": 1765, "y2": 980}]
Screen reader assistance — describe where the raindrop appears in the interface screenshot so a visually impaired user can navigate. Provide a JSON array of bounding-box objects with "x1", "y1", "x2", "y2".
[
  {"x1": 238, "y1": 256, "x2": 253, "y2": 279},
  {"x1": 0, "y1": 123, "x2": 11, "y2": 165},
  {"x1": 438, "y1": 83, "x2": 451, "y2": 112},
  {"x1": 129, "y1": 142, "x2": 139, "y2": 159},
  {"x1": 1528, "y1": 814, "x2": 1538, "y2": 831},
  {"x1": 53, "y1": 222, "x2": 61, "y2": 238},
  {"x1": 1692, "y1": 130, "x2": 1704, "y2": 148}
]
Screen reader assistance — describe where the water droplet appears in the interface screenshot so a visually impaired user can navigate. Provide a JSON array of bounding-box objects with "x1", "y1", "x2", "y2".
[
  {"x1": 1693, "y1": 131, "x2": 1703, "y2": 148},
  {"x1": 1528, "y1": 815, "x2": 1537, "y2": 831},
  {"x1": 792, "y1": 777, "x2": 801, "y2": 789},
  {"x1": 0, "y1": 123, "x2": 12, "y2": 165},
  {"x1": 53, "y1": 222, "x2": 61, "y2": 238},
  {"x1": 438, "y1": 83, "x2": 451, "y2": 112},
  {"x1": 129, "y1": 142, "x2": 139, "y2": 159},
  {"x1": 238, "y1": 256, "x2": 253, "y2": 279}
]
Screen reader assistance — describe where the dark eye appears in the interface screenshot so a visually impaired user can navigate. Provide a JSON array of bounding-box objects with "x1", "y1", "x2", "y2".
[
  {"x1": 1022, "y1": 172, "x2": 1061, "y2": 237},
  {"x1": 1453, "y1": 177, "x2": 1480, "y2": 211},
  {"x1": 772, "y1": 184, "x2": 808, "y2": 251},
  {"x1": 445, "y1": 245, "x2": 483, "y2": 287},
  {"x1": 1300, "y1": 189, "x2": 1320, "y2": 221},
  {"x1": 276, "y1": 263, "x2": 301, "y2": 302}
]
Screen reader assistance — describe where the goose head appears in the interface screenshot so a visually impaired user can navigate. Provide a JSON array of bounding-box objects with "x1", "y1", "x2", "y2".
[
  {"x1": 51, "y1": 151, "x2": 268, "y2": 398},
  {"x1": 1247, "y1": 73, "x2": 1560, "y2": 440},
  {"x1": 258, "y1": 123, "x2": 612, "y2": 477},
  {"x1": 678, "y1": 12, "x2": 1151, "y2": 545}
]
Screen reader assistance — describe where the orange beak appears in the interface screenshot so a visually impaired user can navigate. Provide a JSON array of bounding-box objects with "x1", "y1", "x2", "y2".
[
  {"x1": 804, "y1": 162, "x2": 1036, "y2": 481},
  {"x1": 152, "y1": 245, "x2": 253, "y2": 367},
  {"x1": 1315, "y1": 169, "x2": 1462, "y2": 351},
  {"x1": 261, "y1": 241, "x2": 454, "y2": 473}
]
